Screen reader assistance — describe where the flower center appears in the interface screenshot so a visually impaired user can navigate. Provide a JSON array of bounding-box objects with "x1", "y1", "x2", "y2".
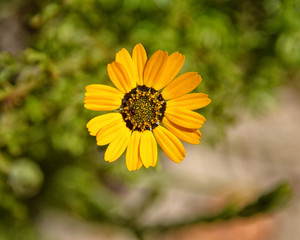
[{"x1": 120, "y1": 85, "x2": 166, "y2": 132}]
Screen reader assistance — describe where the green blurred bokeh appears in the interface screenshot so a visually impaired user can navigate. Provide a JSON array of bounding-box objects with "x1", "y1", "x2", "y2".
[{"x1": 0, "y1": 0, "x2": 298, "y2": 239}]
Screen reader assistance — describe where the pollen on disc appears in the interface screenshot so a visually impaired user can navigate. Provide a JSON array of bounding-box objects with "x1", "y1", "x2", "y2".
[{"x1": 120, "y1": 85, "x2": 166, "y2": 132}]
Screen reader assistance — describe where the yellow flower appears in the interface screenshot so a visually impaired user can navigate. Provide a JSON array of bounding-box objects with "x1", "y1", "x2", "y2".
[{"x1": 84, "y1": 43, "x2": 211, "y2": 171}]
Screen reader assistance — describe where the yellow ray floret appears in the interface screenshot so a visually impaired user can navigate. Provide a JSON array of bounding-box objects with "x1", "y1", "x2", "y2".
[
  {"x1": 165, "y1": 108, "x2": 206, "y2": 129},
  {"x1": 143, "y1": 50, "x2": 168, "y2": 88},
  {"x1": 140, "y1": 130, "x2": 157, "y2": 168},
  {"x1": 126, "y1": 131, "x2": 143, "y2": 171},
  {"x1": 163, "y1": 117, "x2": 201, "y2": 145},
  {"x1": 104, "y1": 127, "x2": 131, "y2": 163},
  {"x1": 166, "y1": 93, "x2": 211, "y2": 110},
  {"x1": 153, "y1": 126, "x2": 185, "y2": 163},
  {"x1": 132, "y1": 43, "x2": 147, "y2": 85}
]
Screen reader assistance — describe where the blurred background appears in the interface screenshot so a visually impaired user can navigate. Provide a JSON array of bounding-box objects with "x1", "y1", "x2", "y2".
[{"x1": 0, "y1": 0, "x2": 299, "y2": 239}]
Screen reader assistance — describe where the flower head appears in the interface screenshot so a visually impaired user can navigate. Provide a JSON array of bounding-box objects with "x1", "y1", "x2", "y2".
[{"x1": 84, "y1": 44, "x2": 211, "y2": 171}]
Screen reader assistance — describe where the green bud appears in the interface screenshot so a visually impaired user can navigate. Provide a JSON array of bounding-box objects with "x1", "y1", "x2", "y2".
[{"x1": 8, "y1": 159, "x2": 44, "y2": 198}]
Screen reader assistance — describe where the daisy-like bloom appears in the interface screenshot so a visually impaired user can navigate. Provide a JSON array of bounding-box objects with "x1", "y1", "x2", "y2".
[{"x1": 84, "y1": 43, "x2": 211, "y2": 171}]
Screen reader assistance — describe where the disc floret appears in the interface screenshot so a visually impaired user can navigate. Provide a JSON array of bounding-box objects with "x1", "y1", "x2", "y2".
[{"x1": 120, "y1": 85, "x2": 166, "y2": 132}]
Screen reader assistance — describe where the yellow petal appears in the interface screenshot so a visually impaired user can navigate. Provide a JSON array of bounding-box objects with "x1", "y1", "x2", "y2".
[
  {"x1": 104, "y1": 126, "x2": 131, "y2": 162},
  {"x1": 84, "y1": 101, "x2": 121, "y2": 111},
  {"x1": 85, "y1": 84, "x2": 124, "y2": 99},
  {"x1": 143, "y1": 50, "x2": 168, "y2": 88},
  {"x1": 132, "y1": 43, "x2": 147, "y2": 85},
  {"x1": 84, "y1": 83, "x2": 123, "y2": 110},
  {"x1": 161, "y1": 72, "x2": 202, "y2": 100},
  {"x1": 115, "y1": 48, "x2": 137, "y2": 89},
  {"x1": 126, "y1": 131, "x2": 143, "y2": 171},
  {"x1": 107, "y1": 62, "x2": 133, "y2": 93},
  {"x1": 140, "y1": 130, "x2": 157, "y2": 168},
  {"x1": 84, "y1": 87, "x2": 122, "y2": 111},
  {"x1": 153, "y1": 126, "x2": 185, "y2": 163},
  {"x1": 152, "y1": 52, "x2": 185, "y2": 90},
  {"x1": 167, "y1": 93, "x2": 211, "y2": 110},
  {"x1": 165, "y1": 108, "x2": 206, "y2": 129},
  {"x1": 163, "y1": 118, "x2": 200, "y2": 144},
  {"x1": 195, "y1": 129, "x2": 202, "y2": 138},
  {"x1": 96, "y1": 119, "x2": 127, "y2": 146},
  {"x1": 86, "y1": 113, "x2": 122, "y2": 136},
  {"x1": 84, "y1": 92, "x2": 121, "y2": 100},
  {"x1": 136, "y1": 155, "x2": 143, "y2": 170}
]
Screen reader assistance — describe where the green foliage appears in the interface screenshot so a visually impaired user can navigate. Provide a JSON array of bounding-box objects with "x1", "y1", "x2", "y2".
[
  {"x1": 139, "y1": 182, "x2": 293, "y2": 232},
  {"x1": 0, "y1": 0, "x2": 298, "y2": 239},
  {"x1": 238, "y1": 182, "x2": 292, "y2": 217}
]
